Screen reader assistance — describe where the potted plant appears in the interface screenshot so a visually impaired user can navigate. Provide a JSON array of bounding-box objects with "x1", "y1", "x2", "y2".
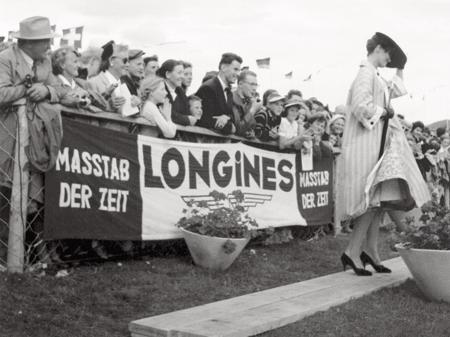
[
  {"x1": 177, "y1": 190, "x2": 269, "y2": 271},
  {"x1": 391, "y1": 201, "x2": 450, "y2": 303}
]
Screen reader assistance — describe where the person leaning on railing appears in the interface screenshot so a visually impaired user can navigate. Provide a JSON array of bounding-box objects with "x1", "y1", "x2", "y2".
[
  {"x1": 156, "y1": 59, "x2": 197, "y2": 127},
  {"x1": 0, "y1": 16, "x2": 65, "y2": 263},
  {"x1": 52, "y1": 46, "x2": 92, "y2": 108},
  {"x1": 0, "y1": 17, "x2": 64, "y2": 206},
  {"x1": 254, "y1": 91, "x2": 284, "y2": 142},
  {"x1": 278, "y1": 98, "x2": 313, "y2": 151},
  {"x1": 139, "y1": 76, "x2": 177, "y2": 138}
]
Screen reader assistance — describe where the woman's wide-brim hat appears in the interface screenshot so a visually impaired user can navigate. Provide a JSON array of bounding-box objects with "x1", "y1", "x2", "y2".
[
  {"x1": 11, "y1": 16, "x2": 59, "y2": 40},
  {"x1": 372, "y1": 32, "x2": 407, "y2": 69}
]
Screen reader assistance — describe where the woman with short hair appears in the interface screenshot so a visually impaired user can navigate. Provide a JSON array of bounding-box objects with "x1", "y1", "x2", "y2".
[
  {"x1": 52, "y1": 47, "x2": 91, "y2": 108},
  {"x1": 156, "y1": 59, "x2": 197, "y2": 126}
]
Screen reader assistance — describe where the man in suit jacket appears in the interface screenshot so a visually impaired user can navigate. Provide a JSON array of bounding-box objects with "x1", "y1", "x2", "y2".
[{"x1": 196, "y1": 52, "x2": 242, "y2": 135}]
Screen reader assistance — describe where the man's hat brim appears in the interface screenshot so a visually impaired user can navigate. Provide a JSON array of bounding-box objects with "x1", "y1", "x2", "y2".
[
  {"x1": 373, "y1": 32, "x2": 407, "y2": 69},
  {"x1": 11, "y1": 31, "x2": 59, "y2": 40}
]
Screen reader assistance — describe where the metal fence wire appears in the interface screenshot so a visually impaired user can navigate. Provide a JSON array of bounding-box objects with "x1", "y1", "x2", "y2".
[{"x1": 0, "y1": 105, "x2": 449, "y2": 273}]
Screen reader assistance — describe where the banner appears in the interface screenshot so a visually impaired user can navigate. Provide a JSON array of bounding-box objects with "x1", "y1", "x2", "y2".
[{"x1": 45, "y1": 118, "x2": 333, "y2": 240}]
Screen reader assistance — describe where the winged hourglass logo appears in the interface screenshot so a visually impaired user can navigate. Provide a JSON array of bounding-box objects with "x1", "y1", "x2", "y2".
[{"x1": 181, "y1": 192, "x2": 273, "y2": 211}]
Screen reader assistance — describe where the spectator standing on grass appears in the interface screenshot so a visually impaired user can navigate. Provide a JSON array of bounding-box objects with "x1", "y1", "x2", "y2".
[
  {"x1": 157, "y1": 59, "x2": 197, "y2": 126},
  {"x1": 196, "y1": 52, "x2": 242, "y2": 135},
  {"x1": 144, "y1": 54, "x2": 159, "y2": 78},
  {"x1": 254, "y1": 91, "x2": 284, "y2": 142},
  {"x1": 0, "y1": 16, "x2": 63, "y2": 262},
  {"x1": 122, "y1": 49, "x2": 145, "y2": 96},
  {"x1": 232, "y1": 70, "x2": 261, "y2": 138},
  {"x1": 140, "y1": 76, "x2": 177, "y2": 138}
]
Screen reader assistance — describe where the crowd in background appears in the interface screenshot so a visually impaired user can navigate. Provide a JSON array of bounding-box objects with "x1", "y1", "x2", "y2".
[{"x1": 1, "y1": 20, "x2": 449, "y2": 261}]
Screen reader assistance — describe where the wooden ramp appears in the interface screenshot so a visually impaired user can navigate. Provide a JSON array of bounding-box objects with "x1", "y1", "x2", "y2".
[{"x1": 129, "y1": 257, "x2": 411, "y2": 337}]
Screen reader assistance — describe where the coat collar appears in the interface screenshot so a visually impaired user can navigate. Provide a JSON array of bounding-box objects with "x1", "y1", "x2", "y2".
[
  {"x1": 11, "y1": 44, "x2": 34, "y2": 81},
  {"x1": 360, "y1": 59, "x2": 378, "y2": 74}
]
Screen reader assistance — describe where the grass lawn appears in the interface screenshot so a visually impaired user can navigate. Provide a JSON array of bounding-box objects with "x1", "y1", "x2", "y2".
[
  {"x1": 0, "y1": 231, "x2": 446, "y2": 337},
  {"x1": 260, "y1": 279, "x2": 450, "y2": 337}
]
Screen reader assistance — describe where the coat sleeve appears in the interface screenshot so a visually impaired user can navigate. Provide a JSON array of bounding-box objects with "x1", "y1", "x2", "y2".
[
  {"x1": 0, "y1": 56, "x2": 27, "y2": 106},
  {"x1": 171, "y1": 94, "x2": 191, "y2": 126},
  {"x1": 196, "y1": 85, "x2": 216, "y2": 129},
  {"x1": 254, "y1": 110, "x2": 270, "y2": 141},
  {"x1": 350, "y1": 67, "x2": 384, "y2": 130},
  {"x1": 141, "y1": 103, "x2": 177, "y2": 139},
  {"x1": 389, "y1": 75, "x2": 407, "y2": 99}
]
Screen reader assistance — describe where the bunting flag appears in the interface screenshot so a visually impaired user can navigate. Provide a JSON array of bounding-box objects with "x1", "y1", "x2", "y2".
[
  {"x1": 256, "y1": 57, "x2": 270, "y2": 69},
  {"x1": 285, "y1": 71, "x2": 293, "y2": 79},
  {"x1": 60, "y1": 26, "x2": 84, "y2": 49},
  {"x1": 7, "y1": 31, "x2": 14, "y2": 42},
  {"x1": 303, "y1": 74, "x2": 312, "y2": 82}
]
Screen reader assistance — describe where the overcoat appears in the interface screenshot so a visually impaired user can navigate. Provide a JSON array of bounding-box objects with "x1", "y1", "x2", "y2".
[
  {"x1": 0, "y1": 44, "x2": 61, "y2": 200},
  {"x1": 336, "y1": 60, "x2": 430, "y2": 220}
]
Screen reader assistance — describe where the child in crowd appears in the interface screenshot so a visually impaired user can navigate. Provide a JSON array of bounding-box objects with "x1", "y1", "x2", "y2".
[{"x1": 188, "y1": 95, "x2": 203, "y2": 123}]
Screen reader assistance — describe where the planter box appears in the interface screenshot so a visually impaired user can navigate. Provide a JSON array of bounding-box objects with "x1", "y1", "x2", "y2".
[
  {"x1": 180, "y1": 228, "x2": 250, "y2": 271},
  {"x1": 396, "y1": 244, "x2": 450, "y2": 303}
]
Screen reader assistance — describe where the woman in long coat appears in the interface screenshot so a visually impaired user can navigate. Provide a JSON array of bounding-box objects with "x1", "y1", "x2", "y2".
[{"x1": 337, "y1": 32, "x2": 430, "y2": 275}]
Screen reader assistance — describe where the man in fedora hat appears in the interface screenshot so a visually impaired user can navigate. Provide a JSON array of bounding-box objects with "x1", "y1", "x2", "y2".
[{"x1": 0, "y1": 16, "x2": 63, "y2": 262}]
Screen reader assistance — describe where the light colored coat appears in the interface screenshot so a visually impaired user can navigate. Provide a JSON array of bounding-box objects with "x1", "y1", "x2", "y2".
[
  {"x1": 0, "y1": 44, "x2": 61, "y2": 194},
  {"x1": 336, "y1": 60, "x2": 429, "y2": 220}
]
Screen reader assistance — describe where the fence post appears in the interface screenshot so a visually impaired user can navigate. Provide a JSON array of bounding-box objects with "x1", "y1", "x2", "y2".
[{"x1": 7, "y1": 101, "x2": 28, "y2": 273}]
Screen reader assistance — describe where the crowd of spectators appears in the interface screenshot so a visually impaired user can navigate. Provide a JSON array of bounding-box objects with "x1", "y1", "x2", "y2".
[
  {"x1": 2, "y1": 36, "x2": 347, "y2": 153},
  {"x1": 1, "y1": 16, "x2": 448, "y2": 261}
]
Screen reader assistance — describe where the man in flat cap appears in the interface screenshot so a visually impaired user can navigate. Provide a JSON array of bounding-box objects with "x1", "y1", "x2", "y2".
[{"x1": 122, "y1": 49, "x2": 145, "y2": 96}]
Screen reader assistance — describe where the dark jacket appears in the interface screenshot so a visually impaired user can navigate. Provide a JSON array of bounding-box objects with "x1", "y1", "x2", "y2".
[
  {"x1": 165, "y1": 82, "x2": 190, "y2": 126},
  {"x1": 195, "y1": 76, "x2": 234, "y2": 134},
  {"x1": 254, "y1": 107, "x2": 281, "y2": 142},
  {"x1": 121, "y1": 74, "x2": 141, "y2": 96}
]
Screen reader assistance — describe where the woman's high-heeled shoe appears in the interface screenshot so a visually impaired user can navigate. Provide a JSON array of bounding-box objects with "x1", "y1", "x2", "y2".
[
  {"x1": 341, "y1": 253, "x2": 372, "y2": 276},
  {"x1": 360, "y1": 251, "x2": 392, "y2": 273}
]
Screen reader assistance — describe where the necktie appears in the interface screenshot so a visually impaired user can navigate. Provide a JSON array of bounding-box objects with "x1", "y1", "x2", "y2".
[{"x1": 225, "y1": 86, "x2": 233, "y2": 111}]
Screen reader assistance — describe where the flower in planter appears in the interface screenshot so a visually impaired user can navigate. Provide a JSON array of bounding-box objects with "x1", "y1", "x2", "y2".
[
  {"x1": 389, "y1": 201, "x2": 450, "y2": 250},
  {"x1": 177, "y1": 189, "x2": 273, "y2": 242}
]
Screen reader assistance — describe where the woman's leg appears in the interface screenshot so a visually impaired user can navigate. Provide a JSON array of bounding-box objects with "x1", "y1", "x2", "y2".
[
  {"x1": 364, "y1": 208, "x2": 384, "y2": 263},
  {"x1": 344, "y1": 210, "x2": 375, "y2": 267}
]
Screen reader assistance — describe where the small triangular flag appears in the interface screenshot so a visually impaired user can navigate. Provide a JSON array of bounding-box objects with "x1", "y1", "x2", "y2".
[{"x1": 256, "y1": 57, "x2": 270, "y2": 69}]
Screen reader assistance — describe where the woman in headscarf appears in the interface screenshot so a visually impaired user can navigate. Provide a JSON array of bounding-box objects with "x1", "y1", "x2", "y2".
[{"x1": 337, "y1": 32, "x2": 430, "y2": 276}]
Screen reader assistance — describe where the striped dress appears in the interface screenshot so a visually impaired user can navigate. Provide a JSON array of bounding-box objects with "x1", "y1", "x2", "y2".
[{"x1": 336, "y1": 60, "x2": 430, "y2": 221}]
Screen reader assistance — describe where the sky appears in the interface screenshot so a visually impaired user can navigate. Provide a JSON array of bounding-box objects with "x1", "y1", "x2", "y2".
[{"x1": 1, "y1": 0, "x2": 449, "y2": 124}]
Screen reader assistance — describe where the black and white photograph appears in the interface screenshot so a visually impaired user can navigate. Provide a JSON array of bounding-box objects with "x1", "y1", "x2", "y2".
[{"x1": 0, "y1": 1, "x2": 449, "y2": 336}]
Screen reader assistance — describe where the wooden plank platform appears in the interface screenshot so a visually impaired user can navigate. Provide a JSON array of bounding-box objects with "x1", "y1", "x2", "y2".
[{"x1": 129, "y1": 257, "x2": 411, "y2": 337}]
